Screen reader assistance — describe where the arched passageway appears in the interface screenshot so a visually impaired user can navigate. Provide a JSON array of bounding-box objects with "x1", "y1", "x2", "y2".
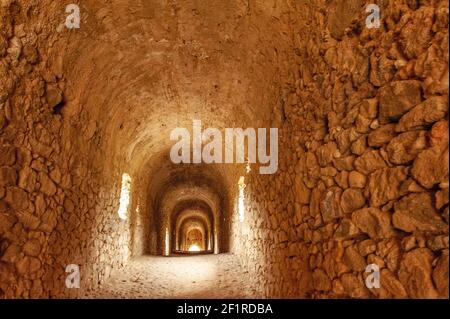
[
  {"x1": 0, "y1": 0, "x2": 448, "y2": 299},
  {"x1": 173, "y1": 207, "x2": 213, "y2": 253}
]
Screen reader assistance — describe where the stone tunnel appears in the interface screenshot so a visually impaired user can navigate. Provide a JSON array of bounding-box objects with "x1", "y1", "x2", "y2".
[{"x1": 0, "y1": 0, "x2": 448, "y2": 299}]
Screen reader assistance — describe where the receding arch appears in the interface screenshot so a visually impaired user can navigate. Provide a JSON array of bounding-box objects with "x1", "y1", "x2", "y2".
[
  {"x1": 179, "y1": 219, "x2": 207, "y2": 252},
  {"x1": 172, "y1": 202, "x2": 215, "y2": 254}
]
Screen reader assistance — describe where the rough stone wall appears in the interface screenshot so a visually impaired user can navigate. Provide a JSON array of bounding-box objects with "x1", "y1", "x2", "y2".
[
  {"x1": 233, "y1": 0, "x2": 449, "y2": 298},
  {"x1": 1, "y1": 0, "x2": 448, "y2": 299},
  {"x1": 0, "y1": 1, "x2": 132, "y2": 298},
  {"x1": 131, "y1": 174, "x2": 155, "y2": 256}
]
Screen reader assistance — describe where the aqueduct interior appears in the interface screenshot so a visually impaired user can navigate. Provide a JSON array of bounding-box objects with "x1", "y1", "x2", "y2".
[{"x1": 0, "y1": 0, "x2": 448, "y2": 298}]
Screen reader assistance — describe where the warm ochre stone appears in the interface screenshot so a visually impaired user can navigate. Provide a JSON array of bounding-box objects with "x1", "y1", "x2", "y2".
[
  {"x1": 412, "y1": 145, "x2": 449, "y2": 189},
  {"x1": 340, "y1": 188, "x2": 365, "y2": 214},
  {"x1": 16, "y1": 256, "x2": 42, "y2": 275},
  {"x1": 435, "y1": 187, "x2": 449, "y2": 209},
  {"x1": 312, "y1": 269, "x2": 331, "y2": 292},
  {"x1": 380, "y1": 269, "x2": 407, "y2": 298},
  {"x1": 333, "y1": 219, "x2": 361, "y2": 240},
  {"x1": 23, "y1": 239, "x2": 42, "y2": 257},
  {"x1": 343, "y1": 246, "x2": 365, "y2": 271},
  {"x1": 357, "y1": 239, "x2": 376, "y2": 257},
  {"x1": 320, "y1": 187, "x2": 343, "y2": 222},
  {"x1": 0, "y1": 0, "x2": 447, "y2": 300},
  {"x1": 393, "y1": 193, "x2": 447, "y2": 232},
  {"x1": 378, "y1": 80, "x2": 422, "y2": 123},
  {"x1": 5, "y1": 187, "x2": 29, "y2": 210},
  {"x1": 368, "y1": 167, "x2": 408, "y2": 207},
  {"x1": 396, "y1": 96, "x2": 448, "y2": 132},
  {"x1": 0, "y1": 145, "x2": 16, "y2": 166},
  {"x1": 348, "y1": 171, "x2": 366, "y2": 188},
  {"x1": 352, "y1": 208, "x2": 395, "y2": 239},
  {"x1": 368, "y1": 124, "x2": 397, "y2": 148},
  {"x1": 386, "y1": 131, "x2": 427, "y2": 164},
  {"x1": 354, "y1": 150, "x2": 387, "y2": 175},
  {"x1": 429, "y1": 120, "x2": 449, "y2": 147},
  {"x1": 432, "y1": 250, "x2": 449, "y2": 298},
  {"x1": 45, "y1": 84, "x2": 62, "y2": 109},
  {"x1": 398, "y1": 248, "x2": 438, "y2": 298},
  {"x1": 294, "y1": 175, "x2": 311, "y2": 204},
  {"x1": 0, "y1": 166, "x2": 17, "y2": 186}
]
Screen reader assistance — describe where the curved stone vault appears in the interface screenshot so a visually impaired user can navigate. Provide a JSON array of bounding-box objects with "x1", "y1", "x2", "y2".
[{"x1": 0, "y1": 0, "x2": 448, "y2": 299}]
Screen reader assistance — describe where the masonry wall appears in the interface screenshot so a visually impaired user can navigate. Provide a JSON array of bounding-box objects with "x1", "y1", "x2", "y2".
[
  {"x1": 1, "y1": 0, "x2": 448, "y2": 299},
  {"x1": 0, "y1": 1, "x2": 132, "y2": 298},
  {"x1": 233, "y1": 0, "x2": 449, "y2": 298}
]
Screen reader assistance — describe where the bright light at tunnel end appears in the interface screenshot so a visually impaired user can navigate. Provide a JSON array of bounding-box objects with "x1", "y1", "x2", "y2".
[{"x1": 188, "y1": 244, "x2": 201, "y2": 252}]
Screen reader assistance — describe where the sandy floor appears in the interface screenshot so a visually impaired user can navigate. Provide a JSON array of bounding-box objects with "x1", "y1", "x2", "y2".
[{"x1": 85, "y1": 253, "x2": 259, "y2": 299}]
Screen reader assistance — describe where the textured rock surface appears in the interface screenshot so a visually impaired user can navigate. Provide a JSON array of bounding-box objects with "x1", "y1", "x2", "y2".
[
  {"x1": 393, "y1": 193, "x2": 447, "y2": 232},
  {"x1": 0, "y1": 0, "x2": 448, "y2": 299},
  {"x1": 378, "y1": 80, "x2": 422, "y2": 123}
]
